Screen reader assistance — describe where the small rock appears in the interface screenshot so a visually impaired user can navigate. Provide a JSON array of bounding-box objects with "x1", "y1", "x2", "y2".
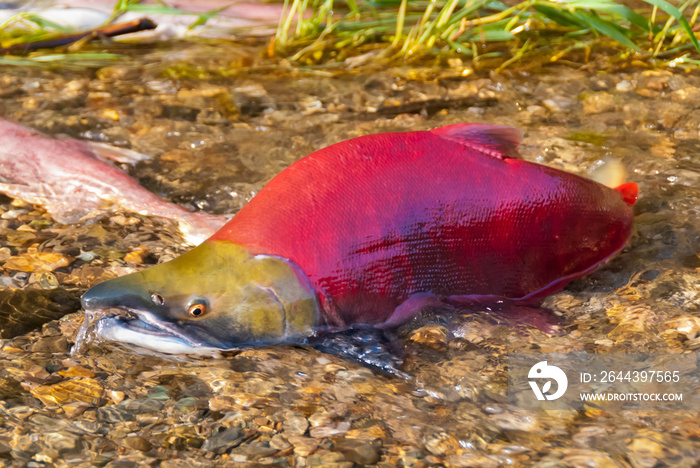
[
  {"x1": 490, "y1": 411, "x2": 541, "y2": 432},
  {"x1": 309, "y1": 422, "x2": 351, "y2": 438},
  {"x1": 409, "y1": 325, "x2": 451, "y2": 349},
  {"x1": 121, "y1": 436, "x2": 152, "y2": 452},
  {"x1": 62, "y1": 401, "x2": 91, "y2": 418},
  {"x1": 334, "y1": 438, "x2": 382, "y2": 465},
  {"x1": 306, "y1": 451, "x2": 353, "y2": 468},
  {"x1": 282, "y1": 416, "x2": 309, "y2": 436},
  {"x1": 108, "y1": 390, "x2": 126, "y2": 404},
  {"x1": 11, "y1": 434, "x2": 41, "y2": 462},
  {"x1": 423, "y1": 431, "x2": 461, "y2": 457},
  {"x1": 542, "y1": 97, "x2": 576, "y2": 113},
  {"x1": 97, "y1": 66, "x2": 140, "y2": 82},
  {"x1": 44, "y1": 432, "x2": 81, "y2": 455},
  {"x1": 245, "y1": 443, "x2": 278, "y2": 458},
  {"x1": 1, "y1": 210, "x2": 21, "y2": 220},
  {"x1": 124, "y1": 247, "x2": 150, "y2": 264},
  {"x1": 636, "y1": 88, "x2": 660, "y2": 98},
  {"x1": 30, "y1": 335, "x2": 69, "y2": 353},
  {"x1": 269, "y1": 434, "x2": 291, "y2": 451},
  {"x1": 640, "y1": 73, "x2": 670, "y2": 91},
  {"x1": 98, "y1": 405, "x2": 134, "y2": 423},
  {"x1": 22, "y1": 365, "x2": 51, "y2": 384},
  {"x1": 201, "y1": 427, "x2": 242, "y2": 454},
  {"x1": 626, "y1": 430, "x2": 673, "y2": 467},
  {"x1": 31, "y1": 378, "x2": 104, "y2": 407},
  {"x1": 616, "y1": 80, "x2": 635, "y2": 92},
  {"x1": 209, "y1": 395, "x2": 237, "y2": 412},
  {"x1": 160, "y1": 460, "x2": 215, "y2": 468},
  {"x1": 286, "y1": 435, "x2": 319, "y2": 457},
  {"x1": 308, "y1": 412, "x2": 333, "y2": 428},
  {"x1": 560, "y1": 449, "x2": 621, "y2": 467},
  {"x1": 123, "y1": 398, "x2": 164, "y2": 413},
  {"x1": 3, "y1": 248, "x2": 73, "y2": 273},
  {"x1": 175, "y1": 397, "x2": 198, "y2": 413},
  {"x1": 582, "y1": 92, "x2": 616, "y2": 114},
  {"x1": 71, "y1": 420, "x2": 101, "y2": 434}
]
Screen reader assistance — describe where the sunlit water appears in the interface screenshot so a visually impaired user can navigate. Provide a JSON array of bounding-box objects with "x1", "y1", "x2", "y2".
[{"x1": 0, "y1": 43, "x2": 698, "y2": 465}]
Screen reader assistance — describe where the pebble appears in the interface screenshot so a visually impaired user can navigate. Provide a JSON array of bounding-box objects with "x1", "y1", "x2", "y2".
[
  {"x1": 62, "y1": 401, "x2": 91, "y2": 418},
  {"x1": 306, "y1": 451, "x2": 353, "y2": 468},
  {"x1": 282, "y1": 416, "x2": 309, "y2": 436},
  {"x1": 334, "y1": 438, "x2": 382, "y2": 465},
  {"x1": 423, "y1": 432, "x2": 461, "y2": 457},
  {"x1": 490, "y1": 411, "x2": 541, "y2": 432},
  {"x1": 31, "y1": 378, "x2": 105, "y2": 407},
  {"x1": 286, "y1": 435, "x2": 320, "y2": 457},
  {"x1": 121, "y1": 436, "x2": 153, "y2": 452},
  {"x1": 582, "y1": 92, "x2": 616, "y2": 114},
  {"x1": 30, "y1": 335, "x2": 69, "y2": 353},
  {"x1": 201, "y1": 427, "x2": 243, "y2": 454},
  {"x1": 270, "y1": 434, "x2": 291, "y2": 451},
  {"x1": 558, "y1": 449, "x2": 622, "y2": 467},
  {"x1": 542, "y1": 97, "x2": 576, "y2": 113},
  {"x1": 43, "y1": 432, "x2": 81, "y2": 455},
  {"x1": 309, "y1": 421, "x2": 351, "y2": 438},
  {"x1": 123, "y1": 398, "x2": 164, "y2": 413},
  {"x1": 11, "y1": 435, "x2": 41, "y2": 462},
  {"x1": 3, "y1": 248, "x2": 73, "y2": 273},
  {"x1": 98, "y1": 406, "x2": 134, "y2": 423},
  {"x1": 616, "y1": 80, "x2": 635, "y2": 92}
]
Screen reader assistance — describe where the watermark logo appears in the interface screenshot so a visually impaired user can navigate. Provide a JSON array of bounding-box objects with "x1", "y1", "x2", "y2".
[
  {"x1": 509, "y1": 353, "x2": 699, "y2": 410},
  {"x1": 528, "y1": 361, "x2": 568, "y2": 400}
]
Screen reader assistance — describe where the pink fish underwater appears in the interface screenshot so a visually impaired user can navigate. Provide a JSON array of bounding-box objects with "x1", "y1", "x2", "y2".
[
  {"x1": 81, "y1": 123, "x2": 638, "y2": 355},
  {"x1": 0, "y1": 118, "x2": 225, "y2": 243}
]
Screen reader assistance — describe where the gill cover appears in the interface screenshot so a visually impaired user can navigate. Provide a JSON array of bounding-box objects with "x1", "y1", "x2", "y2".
[{"x1": 81, "y1": 241, "x2": 318, "y2": 350}]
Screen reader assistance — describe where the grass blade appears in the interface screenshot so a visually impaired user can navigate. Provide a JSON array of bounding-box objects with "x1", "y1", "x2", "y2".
[
  {"x1": 576, "y1": 11, "x2": 640, "y2": 51},
  {"x1": 641, "y1": 0, "x2": 700, "y2": 52}
]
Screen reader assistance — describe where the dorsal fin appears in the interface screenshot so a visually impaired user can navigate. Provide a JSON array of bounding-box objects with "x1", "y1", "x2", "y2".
[{"x1": 430, "y1": 123, "x2": 522, "y2": 159}]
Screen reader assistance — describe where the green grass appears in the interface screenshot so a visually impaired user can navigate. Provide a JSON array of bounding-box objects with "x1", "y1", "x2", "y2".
[
  {"x1": 1, "y1": 0, "x2": 698, "y2": 71},
  {"x1": 273, "y1": 0, "x2": 700, "y2": 70},
  {"x1": 0, "y1": 53, "x2": 123, "y2": 68}
]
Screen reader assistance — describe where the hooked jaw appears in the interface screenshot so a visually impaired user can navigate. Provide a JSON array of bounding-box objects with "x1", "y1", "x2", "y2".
[
  {"x1": 79, "y1": 241, "x2": 319, "y2": 355},
  {"x1": 94, "y1": 315, "x2": 226, "y2": 355},
  {"x1": 80, "y1": 273, "x2": 229, "y2": 354}
]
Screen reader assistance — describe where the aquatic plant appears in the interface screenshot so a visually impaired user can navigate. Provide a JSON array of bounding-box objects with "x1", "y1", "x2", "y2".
[{"x1": 273, "y1": 0, "x2": 700, "y2": 70}]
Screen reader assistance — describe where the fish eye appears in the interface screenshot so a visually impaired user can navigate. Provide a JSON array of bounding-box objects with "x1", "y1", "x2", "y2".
[
  {"x1": 151, "y1": 293, "x2": 164, "y2": 306},
  {"x1": 188, "y1": 300, "x2": 208, "y2": 318}
]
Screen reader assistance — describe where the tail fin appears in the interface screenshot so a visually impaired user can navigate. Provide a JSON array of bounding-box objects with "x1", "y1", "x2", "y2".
[
  {"x1": 589, "y1": 157, "x2": 638, "y2": 206},
  {"x1": 590, "y1": 157, "x2": 625, "y2": 188},
  {"x1": 615, "y1": 182, "x2": 638, "y2": 206}
]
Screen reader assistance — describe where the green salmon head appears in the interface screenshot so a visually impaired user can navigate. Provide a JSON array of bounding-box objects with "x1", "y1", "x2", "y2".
[{"x1": 80, "y1": 241, "x2": 319, "y2": 354}]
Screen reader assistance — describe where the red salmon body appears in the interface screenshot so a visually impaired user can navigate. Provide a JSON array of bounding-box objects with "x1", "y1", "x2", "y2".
[{"x1": 211, "y1": 124, "x2": 636, "y2": 327}]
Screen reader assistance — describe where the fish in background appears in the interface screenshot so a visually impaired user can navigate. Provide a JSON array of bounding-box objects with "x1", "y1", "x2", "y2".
[
  {"x1": 0, "y1": 0, "x2": 290, "y2": 40},
  {"x1": 0, "y1": 118, "x2": 226, "y2": 244}
]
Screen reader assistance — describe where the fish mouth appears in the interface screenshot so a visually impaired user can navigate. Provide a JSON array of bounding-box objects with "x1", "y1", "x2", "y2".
[{"x1": 88, "y1": 307, "x2": 227, "y2": 356}]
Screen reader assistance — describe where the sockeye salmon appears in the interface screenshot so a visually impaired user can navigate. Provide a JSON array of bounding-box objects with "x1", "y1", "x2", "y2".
[
  {"x1": 0, "y1": 118, "x2": 226, "y2": 244},
  {"x1": 80, "y1": 124, "x2": 638, "y2": 355}
]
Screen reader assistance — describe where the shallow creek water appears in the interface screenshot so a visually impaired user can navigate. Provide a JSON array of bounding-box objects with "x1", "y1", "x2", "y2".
[{"x1": 0, "y1": 42, "x2": 699, "y2": 466}]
